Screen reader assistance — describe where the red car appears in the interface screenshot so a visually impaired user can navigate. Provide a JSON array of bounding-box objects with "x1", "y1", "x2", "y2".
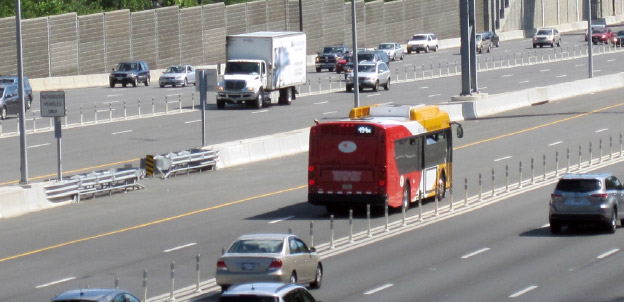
[
  {"x1": 335, "y1": 54, "x2": 352, "y2": 74},
  {"x1": 591, "y1": 28, "x2": 616, "y2": 44}
]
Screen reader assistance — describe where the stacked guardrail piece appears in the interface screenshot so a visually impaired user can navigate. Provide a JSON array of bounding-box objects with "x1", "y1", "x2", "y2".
[
  {"x1": 44, "y1": 168, "x2": 144, "y2": 202},
  {"x1": 147, "y1": 148, "x2": 219, "y2": 179}
]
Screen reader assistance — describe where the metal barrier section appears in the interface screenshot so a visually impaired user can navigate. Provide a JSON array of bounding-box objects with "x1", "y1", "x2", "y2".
[
  {"x1": 150, "y1": 149, "x2": 219, "y2": 179},
  {"x1": 44, "y1": 168, "x2": 144, "y2": 202}
]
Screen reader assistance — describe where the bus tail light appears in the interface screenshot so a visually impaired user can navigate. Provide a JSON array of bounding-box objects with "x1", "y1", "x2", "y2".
[
  {"x1": 309, "y1": 179, "x2": 316, "y2": 186},
  {"x1": 308, "y1": 165, "x2": 316, "y2": 187}
]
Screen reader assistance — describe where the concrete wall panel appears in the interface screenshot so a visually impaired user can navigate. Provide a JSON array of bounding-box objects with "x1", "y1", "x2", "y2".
[
  {"x1": 0, "y1": 19, "x2": 17, "y2": 75},
  {"x1": 322, "y1": 0, "x2": 345, "y2": 47},
  {"x1": 131, "y1": 11, "x2": 157, "y2": 70},
  {"x1": 49, "y1": 13, "x2": 78, "y2": 76},
  {"x1": 78, "y1": 14, "x2": 105, "y2": 74},
  {"x1": 404, "y1": 0, "x2": 425, "y2": 37},
  {"x1": 156, "y1": 6, "x2": 180, "y2": 68},
  {"x1": 104, "y1": 10, "x2": 131, "y2": 72},
  {"x1": 365, "y1": 1, "x2": 385, "y2": 47},
  {"x1": 179, "y1": 7, "x2": 204, "y2": 66},
  {"x1": 22, "y1": 17, "x2": 49, "y2": 78},
  {"x1": 303, "y1": 0, "x2": 323, "y2": 53},
  {"x1": 226, "y1": 4, "x2": 247, "y2": 35},
  {"x1": 203, "y1": 3, "x2": 226, "y2": 64},
  {"x1": 267, "y1": 0, "x2": 287, "y2": 31},
  {"x1": 246, "y1": 1, "x2": 268, "y2": 33},
  {"x1": 384, "y1": 1, "x2": 406, "y2": 44}
]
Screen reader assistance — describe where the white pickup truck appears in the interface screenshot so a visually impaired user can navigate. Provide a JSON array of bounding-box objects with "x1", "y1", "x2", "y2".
[{"x1": 216, "y1": 31, "x2": 307, "y2": 109}]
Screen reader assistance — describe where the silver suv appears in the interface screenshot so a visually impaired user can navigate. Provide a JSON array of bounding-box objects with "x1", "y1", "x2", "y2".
[
  {"x1": 549, "y1": 173, "x2": 624, "y2": 234},
  {"x1": 407, "y1": 33, "x2": 438, "y2": 54},
  {"x1": 533, "y1": 28, "x2": 561, "y2": 48},
  {"x1": 220, "y1": 282, "x2": 318, "y2": 302},
  {"x1": 345, "y1": 61, "x2": 391, "y2": 92}
]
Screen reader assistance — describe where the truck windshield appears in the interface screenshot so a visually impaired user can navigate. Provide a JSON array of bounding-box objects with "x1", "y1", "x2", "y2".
[{"x1": 225, "y1": 62, "x2": 260, "y2": 75}]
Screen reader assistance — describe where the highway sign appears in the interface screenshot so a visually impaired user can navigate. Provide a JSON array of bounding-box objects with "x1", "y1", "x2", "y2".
[{"x1": 40, "y1": 91, "x2": 66, "y2": 117}]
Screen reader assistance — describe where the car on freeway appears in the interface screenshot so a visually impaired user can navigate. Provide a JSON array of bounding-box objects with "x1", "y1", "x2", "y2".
[
  {"x1": 219, "y1": 282, "x2": 319, "y2": 302},
  {"x1": 51, "y1": 288, "x2": 141, "y2": 302},
  {"x1": 615, "y1": 31, "x2": 624, "y2": 46},
  {"x1": 159, "y1": 64, "x2": 196, "y2": 88},
  {"x1": 591, "y1": 27, "x2": 616, "y2": 44},
  {"x1": 377, "y1": 42, "x2": 404, "y2": 61},
  {"x1": 549, "y1": 173, "x2": 624, "y2": 234},
  {"x1": 0, "y1": 75, "x2": 33, "y2": 109},
  {"x1": 533, "y1": 28, "x2": 561, "y2": 48},
  {"x1": 0, "y1": 84, "x2": 22, "y2": 120},
  {"x1": 407, "y1": 33, "x2": 438, "y2": 53},
  {"x1": 475, "y1": 33, "x2": 491, "y2": 53},
  {"x1": 109, "y1": 61, "x2": 150, "y2": 88},
  {"x1": 315, "y1": 45, "x2": 351, "y2": 72},
  {"x1": 585, "y1": 24, "x2": 606, "y2": 41},
  {"x1": 335, "y1": 53, "x2": 351, "y2": 74},
  {"x1": 216, "y1": 234, "x2": 323, "y2": 291},
  {"x1": 479, "y1": 31, "x2": 500, "y2": 47},
  {"x1": 346, "y1": 61, "x2": 390, "y2": 92}
]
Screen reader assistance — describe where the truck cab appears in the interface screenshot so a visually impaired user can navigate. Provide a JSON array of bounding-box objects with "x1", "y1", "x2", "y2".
[{"x1": 217, "y1": 60, "x2": 268, "y2": 109}]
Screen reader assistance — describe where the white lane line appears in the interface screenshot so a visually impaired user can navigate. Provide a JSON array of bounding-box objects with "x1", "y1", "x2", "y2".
[
  {"x1": 419, "y1": 86, "x2": 429, "y2": 89},
  {"x1": 539, "y1": 69, "x2": 550, "y2": 72},
  {"x1": 323, "y1": 111, "x2": 337, "y2": 115},
  {"x1": 103, "y1": 101, "x2": 119, "y2": 105},
  {"x1": 597, "y1": 248, "x2": 620, "y2": 259},
  {"x1": 35, "y1": 277, "x2": 76, "y2": 289},
  {"x1": 519, "y1": 80, "x2": 530, "y2": 84},
  {"x1": 269, "y1": 216, "x2": 295, "y2": 224},
  {"x1": 548, "y1": 141, "x2": 563, "y2": 146},
  {"x1": 314, "y1": 101, "x2": 328, "y2": 105},
  {"x1": 556, "y1": 75, "x2": 567, "y2": 78},
  {"x1": 541, "y1": 223, "x2": 550, "y2": 228},
  {"x1": 251, "y1": 110, "x2": 269, "y2": 114},
  {"x1": 479, "y1": 86, "x2": 488, "y2": 90},
  {"x1": 28, "y1": 143, "x2": 50, "y2": 149},
  {"x1": 404, "y1": 64, "x2": 413, "y2": 67},
  {"x1": 163, "y1": 243, "x2": 197, "y2": 253},
  {"x1": 367, "y1": 93, "x2": 381, "y2": 97},
  {"x1": 494, "y1": 156, "x2": 511, "y2": 162},
  {"x1": 166, "y1": 94, "x2": 181, "y2": 97},
  {"x1": 364, "y1": 284, "x2": 393, "y2": 295},
  {"x1": 167, "y1": 89, "x2": 178, "y2": 91},
  {"x1": 97, "y1": 109, "x2": 115, "y2": 113},
  {"x1": 106, "y1": 94, "x2": 122, "y2": 98},
  {"x1": 509, "y1": 285, "x2": 538, "y2": 298},
  {"x1": 460, "y1": 247, "x2": 490, "y2": 259},
  {"x1": 501, "y1": 74, "x2": 513, "y2": 78},
  {"x1": 607, "y1": 59, "x2": 616, "y2": 62},
  {"x1": 32, "y1": 109, "x2": 40, "y2": 113},
  {"x1": 377, "y1": 102, "x2": 394, "y2": 106},
  {"x1": 595, "y1": 70, "x2": 602, "y2": 72},
  {"x1": 111, "y1": 130, "x2": 132, "y2": 135},
  {"x1": 575, "y1": 64, "x2": 584, "y2": 67},
  {"x1": 595, "y1": 128, "x2": 608, "y2": 133},
  {"x1": 185, "y1": 120, "x2": 202, "y2": 124},
  {"x1": 428, "y1": 94, "x2": 441, "y2": 98}
]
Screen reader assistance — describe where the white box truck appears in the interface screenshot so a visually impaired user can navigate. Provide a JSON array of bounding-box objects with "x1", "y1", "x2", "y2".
[{"x1": 216, "y1": 31, "x2": 307, "y2": 109}]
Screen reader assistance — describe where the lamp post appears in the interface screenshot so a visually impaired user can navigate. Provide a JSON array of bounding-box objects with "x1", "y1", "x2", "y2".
[{"x1": 15, "y1": 0, "x2": 28, "y2": 184}]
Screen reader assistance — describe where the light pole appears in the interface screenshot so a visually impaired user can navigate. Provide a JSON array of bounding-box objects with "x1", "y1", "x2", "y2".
[
  {"x1": 15, "y1": 0, "x2": 28, "y2": 184},
  {"x1": 588, "y1": 0, "x2": 593, "y2": 78},
  {"x1": 351, "y1": 0, "x2": 360, "y2": 107}
]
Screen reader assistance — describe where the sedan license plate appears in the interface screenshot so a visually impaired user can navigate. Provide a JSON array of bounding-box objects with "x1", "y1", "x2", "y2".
[
  {"x1": 241, "y1": 263, "x2": 255, "y2": 271},
  {"x1": 564, "y1": 198, "x2": 590, "y2": 206},
  {"x1": 342, "y1": 184, "x2": 352, "y2": 190}
]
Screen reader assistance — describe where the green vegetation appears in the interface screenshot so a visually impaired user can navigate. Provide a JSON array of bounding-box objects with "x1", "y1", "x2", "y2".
[{"x1": 0, "y1": 0, "x2": 253, "y2": 18}]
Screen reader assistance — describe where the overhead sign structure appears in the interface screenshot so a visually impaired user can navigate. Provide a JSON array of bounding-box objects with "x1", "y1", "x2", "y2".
[{"x1": 40, "y1": 91, "x2": 66, "y2": 117}]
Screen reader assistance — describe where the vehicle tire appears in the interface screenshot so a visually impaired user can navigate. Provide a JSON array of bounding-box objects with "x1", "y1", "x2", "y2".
[
  {"x1": 478, "y1": 48, "x2": 482, "y2": 54},
  {"x1": 220, "y1": 285, "x2": 230, "y2": 292},
  {"x1": 289, "y1": 272, "x2": 297, "y2": 284},
  {"x1": 0, "y1": 106, "x2": 6, "y2": 120},
  {"x1": 392, "y1": 54, "x2": 396, "y2": 61},
  {"x1": 26, "y1": 96, "x2": 32, "y2": 110},
  {"x1": 254, "y1": 89, "x2": 263, "y2": 109},
  {"x1": 384, "y1": 78, "x2": 390, "y2": 90},
  {"x1": 145, "y1": 76, "x2": 150, "y2": 86},
  {"x1": 358, "y1": 85, "x2": 363, "y2": 92},
  {"x1": 109, "y1": 81, "x2": 115, "y2": 88},
  {"x1": 557, "y1": 39, "x2": 561, "y2": 47},
  {"x1": 437, "y1": 176, "x2": 446, "y2": 200},
  {"x1": 606, "y1": 210, "x2": 617, "y2": 234},
  {"x1": 400, "y1": 52, "x2": 404, "y2": 60},
  {"x1": 316, "y1": 67, "x2": 321, "y2": 72},
  {"x1": 172, "y1": 84, "x2": 176, "y2": 88},
  {"x1": 279, "y1": 88, "x2": 292, "y2": 105},
  {"x1": 495, "y1": 40, "x2": 500, "y2": 47},
  {"x1": 122, "y1": 83, "x2": 127, "y2": 87},
  {"x1": 551, "y1": 42, "x2": 554, "y2": 48},
  {"x1": 372, "y1": 80, "x2": 378, "y2": 92},
  {"x1": 183, "y1": 78, "x2": 187, "y2": 87},
  {"x1": 346, "y1": 85, "x2": 352, "y2": 92},
  {"x1": 533, "y1": 44, "x2": 536, "y2": 48},
  {"x1": 216, "y1": 100, "x2": 225, "y2": 109},
  {"x1": 540, "y1": 45, "x2": 543, "y2": 48},
  {"x1": 329, "y1": 67, "x2": 334, "y2": 72},
  {"x1": 407, "y1": 49, "x2": 412, "y2": 54},
  {"x1": 550, "y1": 222, "x2": 562, "y2": 234},
  {"x1": 425, "y1": 46, "x2": 430, "y2": 53},
  {"x1": 132, "y1": 78, "x2": 137, "y2": 87},
  {"x1": 487, "y1": 45, "x2": 491, "y2": 53},
  {"x1": 310, "y1": 264, "x2": 323, "y2": 289},
  {"x1": 416, "y1": 49, "x2": 420, "y2": 54},
  {"x1": 402, "y1": 183, "x2": 410, "y2": 209},
  {"x1": 434, "y1": 45, "x2": 439, "y2": 52}
]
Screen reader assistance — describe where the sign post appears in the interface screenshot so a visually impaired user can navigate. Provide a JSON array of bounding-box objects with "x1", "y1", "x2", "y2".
[
  {"x1": 196, "y1": 69, "x2": 217, "y2": 147},
  {"x1": 40, "y1": 91, "x2": 66, "y2": 181}
]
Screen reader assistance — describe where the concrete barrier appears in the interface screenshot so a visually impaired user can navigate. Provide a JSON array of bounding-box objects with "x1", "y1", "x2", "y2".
[{"x1": 0, "y1": 183, "x2": 71, "y2": 219}]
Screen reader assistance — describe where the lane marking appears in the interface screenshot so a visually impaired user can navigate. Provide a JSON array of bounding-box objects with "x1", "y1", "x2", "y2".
[
  {"x1": 519, "y1": 80, "x2": 530, "y2": 84},
  {"x1": 269, "y1": 216, "x2": 295, "y2": 224},
  {"x1": 367, "y1": 93, "x2": 381, "y2": 97},
  {"x1": 509, "y1": 285, "x2": 538, "y2": 298},
  {"x1": 166, "y1": 94, "x2": 182, "y2": 97},
  {"x1": 97, "y1": 109, "x2": 115, "y2": 113},
  {"x1": 323, "y1": 111, "x2": 337, "y2": 115},
  {"x1": 419, "y1": 86, "x2": 429, "y2": 89},
  {"x1": 539, "y1": 69, "x2": 550, "y2": 72},
  {"x1": 556, "y1": 75, "x2": 567, "y2": 78},
  {"x1": 185, "y1": 120, "x2": 202, "y2": 124},
  {"x1": 35, "y1": 277, "x2": 76, "y2": 289},
  {"x1": 494, "y1": 156, "x2": 511, "y2": 162},
  {"x1": 479, "y1": 87, "x2": 488, "y2": 90},
  {"x1": 314, "y1": 101, "x2": 328, "y2": 105},
  {"x1": 541, "y1": 223, "x2": 550, "y2": 228},
  {"x1": 104, "y1": 101, "x2": 120, "y2": 104},
  {"x1": 595, "y1": 70, "x2": 602, "y2": 72},
  {"x1": 111, "y1": 130, "x2": 132, "y2": 135},
  {"x1": 251, "y1": 110, "x2": 269, "y2": 114},
  {"x1": 575, "y1": 64, "x2": 584, "y2": 67},
  {"x1": 607, "y1": 59, "x2": 616, "y2": 62},
  {"x1": 597, "y1": 248, "x2": 619, "y2": 259},
  {"x1": 27, "y1": 143, "x2": 50, "y2": 149},
  {"x1": 595, "y1": 128, "x2": 608, "y2": 133},
  {"x1": 548, "y1": 141, "x2": 563, "y2": 146},
  {"x1": 164, "y1": 243, "x2": 197, "y2": 253},
  {"x1": 461, "y1": 247, "x2": 490, "y2": 259},
  {"x1": 502, "y1": 74, "x2": 513, "y2": 78},
  {"x1": 428, "y1": 94, "x2": 441, "y2": 98},
  {"x1": 106, "y1": 95, "x2": 122, "y2": 98},
  {"x1": 364, "y1": 284, "x2": 393, "y2": 295}
]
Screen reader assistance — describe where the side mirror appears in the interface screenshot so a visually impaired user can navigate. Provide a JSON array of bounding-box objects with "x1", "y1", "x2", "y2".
[
  {"x1": 111, "y1": 68, "x2": 115, "y2": 72},
  {"x1": 456, "y1": 124, "x2": 464, "y2": 138},
  {"x1": 309, "y1": 247, "x2": 316, "y2": 253}
]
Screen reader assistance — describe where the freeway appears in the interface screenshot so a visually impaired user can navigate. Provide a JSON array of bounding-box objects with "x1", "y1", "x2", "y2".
[
  {"x1": 0, "y1": 31, "x2": 624, "y2": 184},
  {"x1": 1, "y1": 83, "x2": 624, "y2": 301}
]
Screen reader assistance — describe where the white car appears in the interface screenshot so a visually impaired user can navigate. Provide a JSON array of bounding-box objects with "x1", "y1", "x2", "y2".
[
  {"x1": 377, "y1": 42, "x2": 404, "y2": 61},
  {"x1": 346, "y1": 61, "x2": 391, "y2": 92},
  {"x1": 407, "y1": 33, "x2": 438, "y2": 54},
  {"x1": 159, "y1": 64, "x2": 196, "y2": 87}
]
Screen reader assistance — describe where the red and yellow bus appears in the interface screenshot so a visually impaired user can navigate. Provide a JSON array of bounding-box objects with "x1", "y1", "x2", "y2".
[{"x1": 308, "y1": 104, "x2": 463, "y2": 212}]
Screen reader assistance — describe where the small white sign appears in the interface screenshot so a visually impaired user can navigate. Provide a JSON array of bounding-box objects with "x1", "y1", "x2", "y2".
[{"x1": 40, "y1": 91, "x2": 66, "y2": 117}]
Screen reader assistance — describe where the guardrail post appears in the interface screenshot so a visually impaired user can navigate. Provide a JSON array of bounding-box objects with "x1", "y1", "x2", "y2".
[
  {"x1": 195, "y1": 254, "x2": 201, "y2": 293},
  {"x1": 0, "y1": 121, "x2": 3, "y2": 136},
  {"x1": 124, "y1": 100, "x2": 127, "y2": 120},
  {"x1": 464, "y1": 177, "x2": 468, "y2": 206},
  {"x1": 64, "y1": 109, "x2": 68, "y2": 127},
  {"x1": 519, "y1": 161, "x2": 523, "y2": 189},
  {"x1": 109, "y1": 102, "x2": 113, "y2": 121},
  {"x1": 404, "y1": 66, "x2": 407, "y2": 81},
  {"x1": 179, "y1": 94, "x2": 182, "y2": 112},
  {"x1": 454, "y1": 60, "x2": 458, "y2": 74},
  {"x1": 542, "y1": 154, "x2": 546, "y2": 181},
  {"x1": 429, "y1": 63, "x2": 433, "y2": 78},
  {"x1": 566, "y1": 148, "x2": 570, "y2": 172},
  {"x1": 330, "y1": 214, "x2": 335, "y2": 249},
  {"x1": 385, "y1": 199, "x2": 390, "y2": 230},
  {"x1": 505, "y1": 164, "x2": 509, "y2": 192},
  {"x1": 318, "y1": 77, "x2": 321, "y2": 93},
  {"x1": 555, "y1": 151, "x2": 559, "y2": 177},
  {"x1": 413, "y1": 65, "x2": 417, "y2": 80},
  {"x1": 449, "y1": 185, "x2": 454, "y2": 211},
  {"x1": 446, "y1": 61, "x2": 449, "y2": 75},
  {"x1": 142, "y1": 269, "x2": 148, "y2": 302},
  {"x1": 530, "y1": 157, "x2": 535, "y2": 184},
  {"x1": 115, "y1": 274, "x2": 119, "y2": 289},
  {"x1": 491, "y1": 168, "x2": 496, "y2": 197},
  {"x1": 367, "y1": 204, "x2": 372, "y2": 237},
  {"x1": 620, "y1": 133, "x2": 623, "y2": 157},
  {"x1": 506, "y1": 54, "x2": 510, "y2": 66},
  {"x1": 310, "y1": 221, "x2": 314, "y2": 247},
  {"x1": 31, "y1": 112, "x2": 36, "y2": 133},
  {"x1": 151, "y1": 97, "x2": 155, "y2": 115},
  {"x1": 80, "y1": 105, "x2": 84, "y2": 125},
  {"x1": 514, "y1": 53, "x2": 517, "y2": 65},
  {"x1": 578, "y1": 145, "x2": 582, "y2": 170},
  {"x1": 307, "y1": 79, "x2": 311, "y2": 94},
  {"x1": 610, "y1": 136, "x2": 613, "y2": 160},
  {"x1": 349, "y1": 209, "x2": 354, "y2": 243},
  {"x1": 434, "y1": 187, "x2": 439, "y2": 216},
  {"x1": 438, "y1": 62, "x2": 441, "y2": 77},
  {"x1": 599, "y1": 138, "x2": 603, "y2": 162},
  {"x1": 168, "y1": 261, "x2": 175, "y2": 302},
  {"x1": 396, "y1": 68, "x2": 399, "y2": 82},
  {"x1": 485, "y1": 57, "x2": 488, "y2": 71},
  {"x1": 418, "y1": 191, "x2": 423, "y2": 221},
  {"x1": 478, "y1": 173, "x2": 482, "y2": 200},
  {"x1": 402, "y1": 198, "x2": 407, "y2": 226},
  {"x1": 138, "y1": 98, "x2": 141, "y2": 118},
  {"x1": 589, "y1": 142, "x2": 593, "y2": 167},
  {"x1": 165, "y1": 95, "x2": 169, "y2": 114},
  {"x1": 94, "y1": 103, "x2": 97, "y2": 124},
  {"x1": 421, "y1": 64, "x2": 425, "y2": 78}
]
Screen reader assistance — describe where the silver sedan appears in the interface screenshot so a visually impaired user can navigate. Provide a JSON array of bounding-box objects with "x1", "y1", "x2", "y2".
[
  {"x1": 159, "y1": 64, "x2": 196, "y2": 87},
  {"x1": 215, "y1": 234, "x2": 323, "y2": 292},
  {"x1": 378, "y1": 42, "x2": 404, "y2": 61}
]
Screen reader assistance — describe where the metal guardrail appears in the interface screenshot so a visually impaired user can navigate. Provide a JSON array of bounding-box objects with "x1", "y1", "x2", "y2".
[
  {"x1": 44, "y1": 168, "x2": 144, "y2": 202},
  {"x1": 149, "y1": 149, "x2": 219, "y2": 179}
]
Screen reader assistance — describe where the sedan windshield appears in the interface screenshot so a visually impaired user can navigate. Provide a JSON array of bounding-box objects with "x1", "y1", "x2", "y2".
[
  {"x1": 116, "y1": 62, "x2": 138, "y2": 71},
  {"x1": 378, "y1": 44, "x2": 393, "y2": 49},
  {"x1": 593, "y1": 28, "x2": 607, "y2": 33},
  {"x1": 358, "y1": 53, "x2": 375, "y2": 61},
  {"x1": 165, "y1": 66, "x2": 185, "y2": 73},
  {"x1": 322, "y1": 47, "x2": 343, "y2": 53},
  {"x1": 536, "y1": 29, "x2": 552, "y2": 35},
  {"x1": 358, "y1": 65, "x2": 376, "y2": 73},
  {"x1": 411, "y1": 35, "x2": 426, "y2": 41},
  {"x1": 228, "y1": 239, "x2": 283, "y2": 253}
]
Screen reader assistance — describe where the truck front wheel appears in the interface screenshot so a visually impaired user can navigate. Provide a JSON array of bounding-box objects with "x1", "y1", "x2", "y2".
[
  {"x1": 279, "y1": 88, "x2": 292, "y2": 105},
  {"x1": 254, "y1": 89, "x2": 264, "y2": 109},
  {"x1": 217, "y1": 100, "x2": 225, "y2": 109}
]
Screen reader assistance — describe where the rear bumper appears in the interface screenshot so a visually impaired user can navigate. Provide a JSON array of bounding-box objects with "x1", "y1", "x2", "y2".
[
  {"x1": 549, "y1": 212, "x2": 610, "y2": 224},
  {"x1": 216, "y1": 270, "x2": 286, "y2": 286},
  {"x1": 308, "y1": 193, "x2": 388, "y2": 207}
]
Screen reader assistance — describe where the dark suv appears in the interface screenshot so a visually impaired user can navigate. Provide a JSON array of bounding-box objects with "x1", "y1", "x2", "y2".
[
  {"x1": 109, "y1": 61, "x2": 150, "y2": 87},
  {"x1": 0, "y1": 75, "x2": 33, "y2": 109},
  {"x1": 315, "y1": 45, "x2": 351, "y2": 72}
]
